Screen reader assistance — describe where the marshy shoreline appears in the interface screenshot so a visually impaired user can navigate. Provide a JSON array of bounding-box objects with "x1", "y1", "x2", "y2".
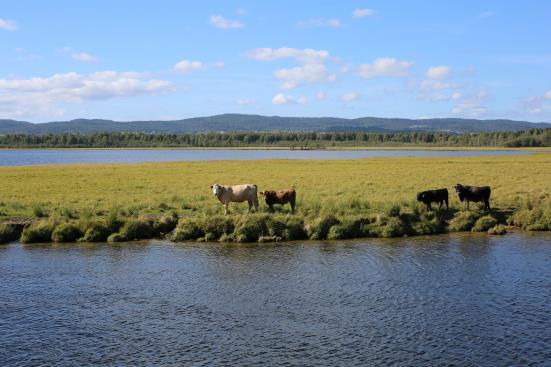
[{"x1": 1, "y1": 153, "x2": 549, "y2": 244}]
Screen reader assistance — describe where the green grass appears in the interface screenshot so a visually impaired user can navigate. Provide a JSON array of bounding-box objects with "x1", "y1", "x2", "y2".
[{"x1": 0, "y1": 153, "x2": 549, "y2": 243}]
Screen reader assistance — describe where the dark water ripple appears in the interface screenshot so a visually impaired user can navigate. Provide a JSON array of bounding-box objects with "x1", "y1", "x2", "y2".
[
  {"x1": 1, "y1": 232, "x2": 550, "y2": 366},
  {"x1": 0, "y1": 148, "x2": 531, "y2": 166}
]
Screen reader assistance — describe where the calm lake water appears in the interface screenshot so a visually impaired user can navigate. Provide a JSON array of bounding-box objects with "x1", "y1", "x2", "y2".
[
  {"x1": 0, "y1": 149, "x2": 531, "y2": 166},
  {"x1": 1, "y1": 232, "x2": 550, "y2": 366}
]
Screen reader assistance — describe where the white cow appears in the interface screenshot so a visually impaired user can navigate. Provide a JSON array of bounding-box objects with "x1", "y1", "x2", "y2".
[{"x1": 211, "y1": 183, "x2": 259, "y2": 215}]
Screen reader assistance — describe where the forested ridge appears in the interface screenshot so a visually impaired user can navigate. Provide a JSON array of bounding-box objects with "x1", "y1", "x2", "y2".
[{"x1": 1, "y1": 128, "x2": 549, "y2": 148}]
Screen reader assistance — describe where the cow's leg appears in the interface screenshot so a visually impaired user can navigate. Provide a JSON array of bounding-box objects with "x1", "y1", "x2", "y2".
[
  {"x1": 438, "y1": 201, "x2": 443, "y2": 209},
  {"x1": 253, "y1": 196, "x2": 259, "y2": 212},
  {"x1": 466, "y1": 201, "x2": 470, "y2": 211},
  {"x1": 268, "y1": 204, "x2": 274, "y2": 213},
  {"x1": 445, "y1": 199, "x2": 449, "y2": 210},
  {"x1": 247, "y1": 199, "x2": 252, "y2": 213},
  {"x1": 426, "y1": 203, "x2": 431, "y2": 211},
  {"x1": 485, "y1": 199, "x2": 490, "y2": 211},
  {"x1": 224, "y1": 202, "x2": 229, "y2": 215},
  {"x1": 290, "y1": 199, "x2": 295, "y2": 214}
]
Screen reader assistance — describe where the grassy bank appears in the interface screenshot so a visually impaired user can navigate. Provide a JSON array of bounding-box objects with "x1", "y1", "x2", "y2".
[{"x1": 1, "y1": 154, "x2": 549, "y2": 243}]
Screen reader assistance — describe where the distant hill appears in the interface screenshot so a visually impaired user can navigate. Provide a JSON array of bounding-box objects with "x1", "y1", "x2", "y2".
[{"x1": 1, "y1": 114, "x2": 549, "y2": 135}]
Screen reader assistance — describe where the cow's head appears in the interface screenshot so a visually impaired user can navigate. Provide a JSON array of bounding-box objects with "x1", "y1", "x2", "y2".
[
  {"x1": 210, "y1": 184, "x2": 222, "y2": 197},
  {"x1": 454, "y1": 184, "x2": 465, "y2": 202},
  {"x1": 416, "y1": 192, "x2": 425, "y2": 202},
  {"x1": 260, "y1": 191, "x2": 276, "y2": 203}
]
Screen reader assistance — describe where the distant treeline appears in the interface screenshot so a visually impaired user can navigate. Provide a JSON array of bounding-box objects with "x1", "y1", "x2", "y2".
[{"x1": 1, "y1": 128, "x2": 550, "y2": 148}]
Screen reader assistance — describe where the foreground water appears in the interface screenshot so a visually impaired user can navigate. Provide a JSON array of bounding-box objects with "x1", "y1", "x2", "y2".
[
  {"x1": 1, "y1": 232, "x2": 550, "y2": 366},
  {"x1": 0, "y1": 148, "x2": 531, "y2": 166}
]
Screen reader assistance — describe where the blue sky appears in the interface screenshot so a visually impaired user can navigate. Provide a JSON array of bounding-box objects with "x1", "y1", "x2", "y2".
[{"x1": 1, "y1": 0, "x2": 550, "y2": 122}]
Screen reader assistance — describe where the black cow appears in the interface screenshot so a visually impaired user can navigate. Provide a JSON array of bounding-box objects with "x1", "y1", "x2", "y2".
[
  {"x1": 417, "y1": 188, "x2": 449, "y2": 211},
  {"x1": 454, "y1": 184, "x2": 491, "y2": 211}
]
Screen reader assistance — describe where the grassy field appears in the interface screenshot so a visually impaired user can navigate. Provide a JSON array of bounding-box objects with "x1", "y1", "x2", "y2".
[{"x1": 1, "y1": 153, "x2": 550, "y2": 243}]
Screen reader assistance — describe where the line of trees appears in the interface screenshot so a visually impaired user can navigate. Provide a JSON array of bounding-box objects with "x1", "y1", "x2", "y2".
[{"x1": 0, "y1": 128, "x2": 549, "y2": 148}]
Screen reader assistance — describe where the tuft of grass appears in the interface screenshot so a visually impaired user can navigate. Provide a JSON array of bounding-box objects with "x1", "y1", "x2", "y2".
[
  {"x1": 510, "y1": 208, "x2": 551, "y2": 231},
  {"x1": 80, "y1": 222, "x2": 110, "y2": 242},
  {"x1": 20, "y1": 221, "x2": 55, "y2": 243},
  {"x1": 449, "y1": 212, "x2": 480, "y2": 232},
  {"x1": 471, "y1": 215, "x2": 498, "y2": 232},
  {"x1": 488, "y1": 224, "x2": 507, "y2": 235},
  {"x1": 32, "y1": 204, "x2": 47, "y2": 218},
  {"x1": 308, "y1": 214, "x2": 340, "y2": 240},
  {"x1": 107, "y1": 232, "x2": 127, "y2": 242},
  {"x1": 153, "y1": 211, "x2": 179, "y2": 234},
  {"x1": 51, "y1": 223, "x2": 83, "y2": 243},
  {"x1": 119, "y1": 219, "x2": 156, "y2": 240},
  {"x1": 234, "y1": 214, "x2": 270, "y2": 243}
]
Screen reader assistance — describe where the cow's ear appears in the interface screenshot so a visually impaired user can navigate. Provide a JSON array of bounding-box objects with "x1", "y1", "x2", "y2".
[
  {"x1": 259, "y1": 191, "x2": 264, "y2": 195},
  {"x1": 210, "y1": 185, "x2": 213, "y2": 189}
]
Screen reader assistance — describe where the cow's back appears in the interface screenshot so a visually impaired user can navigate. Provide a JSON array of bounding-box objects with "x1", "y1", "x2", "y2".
[{"x1": 225, "y1": 184, "x2": 257, "y2": 202}]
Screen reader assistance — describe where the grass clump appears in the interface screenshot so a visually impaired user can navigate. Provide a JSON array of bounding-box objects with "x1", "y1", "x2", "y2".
[
  {"x1": 119, "y1": 219, "x2": 156, "y2": 240},
  {"x1": 471, "y1": 215, "x2": 498, "y2": 232},
  {"x1": 308, "y1": 214, "x2": 340, "y2": 240},
  {"x1": 107, "y1": 232, "x2": 127, "y2": 242},
  {"x1": 488, "y1": 224, "x2": 507, "y2": 235},
  {"x1": 172, "y1": 218, "x2": 206, "y2": 241},
  {"x1": 448, "y1": 212, "x2": 480, "y2": 232},
  {"x1": 0, "y1": 223, "x2": 22, "y2": 244},
  {"x1": 510, "y1": 208, "x2": 551, "y2": 231},
  {"x1": 234, "y1": 214, "x2": 270, "y2": 243},
  {"x1": 51, "y1": 223, "x2": 83, "y2": 243},
  {"x1": 381, "y1": 217, "x2": 406, "y2": 238},
  {"x1": 327, "y1": 216, "x2": 371, "y2": 240},
  {"x1": 80, "y1": 222, "x2": 110, "y2": 242},
  {"x1": 153, "y1": 212, "x2": 179, "y2": 234},
  {"x1": 20, "y1": 221, "x2": 55, "y2": 243}
]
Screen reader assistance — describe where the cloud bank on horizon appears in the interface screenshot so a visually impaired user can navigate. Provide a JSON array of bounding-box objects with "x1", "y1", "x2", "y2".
[{"x1": 0, "y1": 1, "x2": 550, "y2": 122}]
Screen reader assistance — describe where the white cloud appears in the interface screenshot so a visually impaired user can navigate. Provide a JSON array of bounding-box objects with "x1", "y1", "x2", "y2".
[
  {"x1": 71, "y1": 52, "x2": 99, "y2": 63},
  {"x1": 0, "y1": 71, "x2": 174, "y2": 118},
  {"x1": 297, "y1": 96, "x2": 309, "y2": 104},
  {"x1": 272, "y1": 93, "x2": 309, "y2": 105},
  {"x1": 0, "y1": 19, "x2": 17, "y2": 31},
  {"x1": 352, "y1": 9, "x2": 376, "y2": 18},
  {"x1": 272, "y1": 93, "x2": 294, "y2": 105},
  {"x1": 209, "y1": 15, "x2": 244, "y2": 29},
  {"x1": 298, "y1": 18, "x2": 342, "y2": 28},
  {"x1": 522, "y1": 89, "x2": 551, "y2": 114},
  {"x1": 247, "y1": 47, "x2": 330, "y2": 64},
  {"x1": 316, "y1": 91, "x2": 327, "y2": 100},
  {"x1": 274, "y1": 63, "x2": 336, "y2": 89},
  {"x1": 451, "y1": 90, "x2": 488, "y2": 117},
  {"x1": 174, "y1": 60, "x2": 207, "y2": 74},
  {"x1": 341, "y1": 92, "x2": 360, "y2": 103},
  {"x1": 356, "y1": 58, "x2": 413, "y2": 78},
  {"x1": 426, "y1": 65, "x2": 451, "y2": 79},
  {"x1": 213, "y1": 61, "x2": 225, "y2": 68}
]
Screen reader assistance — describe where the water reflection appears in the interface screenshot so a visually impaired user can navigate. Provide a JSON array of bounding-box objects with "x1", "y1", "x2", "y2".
[{"x1": 0, "y1": 232, "x2": 549, "y2": 366}]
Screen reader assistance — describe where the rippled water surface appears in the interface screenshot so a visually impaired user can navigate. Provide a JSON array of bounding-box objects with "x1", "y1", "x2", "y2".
[
  {"x1": 1, "y1": 232, "x2": 550, "y2": 366},
  {"x1": 0, "y1": 148, "x2": 531, "y2": 166}
]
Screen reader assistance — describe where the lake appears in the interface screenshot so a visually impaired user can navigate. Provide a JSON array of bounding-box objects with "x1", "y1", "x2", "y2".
[
  {"x1": 1, "y1": 232, "x2": 549, "y2": 366},
  {"x1": 0, "y1": 149, "x2": 531, "y2": 166}
]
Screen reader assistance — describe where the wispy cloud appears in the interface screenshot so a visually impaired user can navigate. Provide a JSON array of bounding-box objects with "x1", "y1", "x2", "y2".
[
  {"x1": 356, "y1": 58, "x2": 413, "y2": 79},
  {"x1": 272, "y1": 93, "x2": 309, "y2": 105},
  {"x1": 247, "y1": 47, "x2": 330, "y2": 64},
  {"x1": 174, "y1": 60, "x2": 207, "y2": 74},
  {"x1": 352, "y1": 9, "x2": 376, "y2": 18},
  {"x1": 209, "y1": 15, "x2": 244, "y2": 29},
  {"x1": 71, "y1": 52, "x2": 99, "y2": 63},
  {"x1": 298, "y1": 18, "x2": 342, "y2": 28},
  {"x1": 341, "y1": 92, "x2": 360, "y2": 103},
  {"x1": 0, "y1": 18, "x2": 17, "y2": 31}
]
